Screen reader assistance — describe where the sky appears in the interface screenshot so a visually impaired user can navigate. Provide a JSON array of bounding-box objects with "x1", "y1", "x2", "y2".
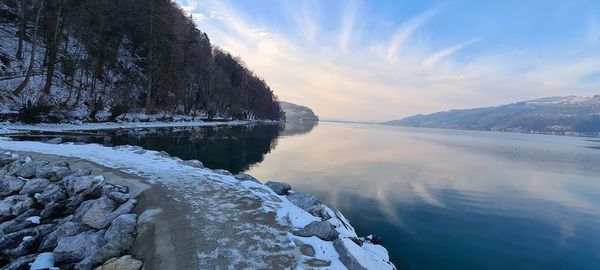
[{"x1": 177, "y1": 0, "x2": 600, "y2": 122}]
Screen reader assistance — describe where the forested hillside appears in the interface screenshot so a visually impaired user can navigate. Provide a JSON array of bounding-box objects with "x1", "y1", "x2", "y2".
[
  {"x1": 0, "y1": 0, "x2": 283, "y2": 122},
  {"x1": 385, "y1": 96, "x2": 600, "y2": 136}
]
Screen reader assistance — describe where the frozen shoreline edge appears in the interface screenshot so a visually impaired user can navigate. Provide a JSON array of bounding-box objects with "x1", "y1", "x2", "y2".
[
  {"x1": 0, "y1": 119, "x2": 280, "y2": 135},
  {"x1": 0, "y1": 131, "x2": 396, "y2": 269}
]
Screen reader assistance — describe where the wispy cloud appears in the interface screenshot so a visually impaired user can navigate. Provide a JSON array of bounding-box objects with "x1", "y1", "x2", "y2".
[
  {"x1": 422, "y1": 37, "x2": 480, "y2": 69},
  {"x1": 186, "y1": 0, "x2": 600, "y2": 121},
  {"x1": 339, "y1": 0, "x2": 360, "y2": 54},
  {"x1": 586, "y1": 15, "x2": 600, "y2": 44},
  {"x1": 386, "y1": 5, "x2": 442, "y2": 61}
]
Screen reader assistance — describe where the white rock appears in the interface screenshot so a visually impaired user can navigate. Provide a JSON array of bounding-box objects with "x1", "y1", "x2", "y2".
[{"x1": 30, "y1": 252, "x2": 55, "y2": 270}]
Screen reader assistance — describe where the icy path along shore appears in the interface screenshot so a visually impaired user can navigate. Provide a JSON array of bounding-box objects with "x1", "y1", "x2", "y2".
[{"x1": 0, "y1": 137, "x2": 396, "y2": 269}]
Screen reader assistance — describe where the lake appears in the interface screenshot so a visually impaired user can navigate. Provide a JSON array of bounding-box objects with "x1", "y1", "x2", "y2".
[{"x1": 15, "y1": 121, "x2": 600, "y2": 269}]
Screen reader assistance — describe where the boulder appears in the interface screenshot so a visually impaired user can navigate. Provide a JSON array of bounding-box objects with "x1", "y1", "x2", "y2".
[
  {"x1": 104, "y1": 214, "x2": 136, "y2": 241},
  {"x1": 74, "y1": 167, "x2": 93, "y2": 176},
  {"x1": 16, "y1": 162, "x2": 37, "y2": 178},
  {"x1": 84, "y1": 215, "x2": 137, "y2": 268},
  {"x1": 287, "y1": 191, "x2": 320, "y2": 211},
  {"x1": 3, "y1": 233, "x2": 37, "y2": 258},
  {"x1": 39, "y1": 221, "x2": 90, "y2": 251},
  {"x1": 1, "y1": 160, "x2": 26, "y2": 176},
  {"x1": 54, "y1": 230, "x2": 106, "y2": 264},
  {"x1": 0, "y1": 152, "x2": 18, "y2": 166},
  {"x1": 19, "y1": 178, "x2": 50, "y2": 195},
  {"x1": 294, "y1": 220, "x2": 339, "y2": 241},
  {"x1": 30, "y1": 252, "x2": 56, "y2": 270},
  {"x1": 64, "y1": 175, "x2": 103, "y2": 195},
  {"x1": 366, "y1": 234, "x2": 383, "y2": 245},
  {"x1": 349, "y1": 237, "x2": 364, "y2": 246},
  {"x1": 212, "y1": 169, "x2": 232, "y2": 176},
  {"x1": 74, "y1": 199, "x2": 97, "y2": 221},
  {"x1": 179, "y1": 159, "x2": 204, "y2": 169},
  {"x1": 106, "y1": 191, "x2": 129, "y2": 204},
  {"x1": 48, "y1": 166, "x2": 73, "y2": 181},
  {"x1": 4, "y1": 224, "x2": 58, "y2": 253},
  {"x1": 82, "y1": 197, "x2": 117, "y2": 229},
  {"x1": 265, "y1": 181, "x2": 291, "y2": 195},
  {"x1": 333, "y1": 238, "x2": 368, "y2": 270},
  {"x1": 0, "y1": 253, "x2": 37, "y2": 270},
  {"x1": 35, "y1": 184, "x2": 67, "y2": 205},
  {"x1": 0, "y1": 194, "x2": 34, "y2": 216},
  {"x1": 0, "y1": 175, "x2": 26, "y2": 196},
  {"x1": 0, "y1": 227, "x2": 35, "y2": 251},
  {"x1": 234, "y1": 173, "x2": 260, "y2": 183},
  {"x1": 136, "y1": 208, "x2": 161, "y2": 234},
  {"x1": 101, "y1": 184, "x2": 128, "y2": 196},
  {"x1": 307, "y1": 204, "x2": 332, "y2": 220},
  {"x1": 94, "y1": 255, "x2": 143, "y2": 270},
  {"x1": 46, "y1": 137, "x2": 63, "y2": 144},
  {"x1": 36, "y1": 161, "x2": 71, "y2": 180},
  {"x1": 40, "y1": 200, "x2": 68, "y2": 218},
  {"x1": 0, "y1": 209, "x2": 40, "y2": 234}
]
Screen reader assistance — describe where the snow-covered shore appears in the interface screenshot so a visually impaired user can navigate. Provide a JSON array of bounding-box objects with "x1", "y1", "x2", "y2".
[
  {"x1": 0, "y1": 137, "x2": 396, "y2": 269},
  {"x1": 0, "y1": 119, "x2": 280, "y2": 135}
]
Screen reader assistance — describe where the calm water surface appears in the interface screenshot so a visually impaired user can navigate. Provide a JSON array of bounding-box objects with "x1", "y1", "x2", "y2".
[{"x1": 18, "y1": 122, "x2": 600, "y2": 269}]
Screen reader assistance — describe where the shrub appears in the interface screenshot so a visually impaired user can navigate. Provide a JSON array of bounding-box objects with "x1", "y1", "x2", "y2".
[
  {"x1": 18, "y1": 100, "x2": 53, "y2": 123},
  {"x1": 109, "y1": 103, "x2": 129, "y2": 122}
]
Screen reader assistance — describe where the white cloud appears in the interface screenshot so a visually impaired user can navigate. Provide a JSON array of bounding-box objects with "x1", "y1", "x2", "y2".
[
  {"x1": 586, "y1": 15, "x2": 600, "y2": 44},
  {"x1": 187, "y1": 0, "x2": 600, "y2": 122},
  {"x1": 386, "y1": 5, "x2": 441, "y2": 61},
  {"x1": 422, "y1": 37, "x2": 480, "y2": 69}
]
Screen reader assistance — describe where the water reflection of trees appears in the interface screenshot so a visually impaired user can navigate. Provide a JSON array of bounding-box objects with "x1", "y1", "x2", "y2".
[
  {"x1": 109, "y1": 124, "x2": 284, "y2": 174},
  {"x1": 280, "y1": 120, "x2": 318, "y2": 137},
  {"x1": 13, "y1": 121, "x2": 318, "y2": 174}
]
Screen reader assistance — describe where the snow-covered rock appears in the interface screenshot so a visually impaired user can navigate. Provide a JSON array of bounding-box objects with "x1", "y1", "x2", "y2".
[
  {"x1": 294, "y1": 220, "x2": 340, "y2": 241},
  {"x1": 287, "y1": 191, "x2": 320, "y2": 211},
  {"x1": 265, "y1": 181, "x2": 291, "y2": 195}
]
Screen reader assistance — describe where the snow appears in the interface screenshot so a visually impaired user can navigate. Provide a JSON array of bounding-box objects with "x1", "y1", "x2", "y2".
[
  {"x1": 339, "y1": 238, "x2": 396, "y2": 269},
  {"x1": 26, "y1": 216, "x2": 41, "y2": 224},
  {"x1": 291, "y1": 235, "x2": 348, "y2": 269},
  {"x1": 30, "y1": 252, "x2": 55, "y2": 270},
  {"x1": 0, "y1": 137, "x2": 394, "y2": 269},
  {"x1": 0, "y1": 119, "x2": 260, "y2": 134}
]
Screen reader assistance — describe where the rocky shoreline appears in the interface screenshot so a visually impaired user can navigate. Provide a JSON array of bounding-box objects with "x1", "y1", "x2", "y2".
[
  {"x1": 0, "y1": 151, "x2": 146, "y2": 270},
  {"x1": 0, "y1": 137, "x2": 396, "y2": 269}
]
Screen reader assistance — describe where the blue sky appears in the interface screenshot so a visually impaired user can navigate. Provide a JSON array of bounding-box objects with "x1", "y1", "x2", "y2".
[{"x1": 178, "y1": 0, "x2": 600, "y2": 121}]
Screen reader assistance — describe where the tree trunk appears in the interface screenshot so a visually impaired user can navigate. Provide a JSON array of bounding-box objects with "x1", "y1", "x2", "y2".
[
  {"x1": 42, "y1": 1, "x2": 63, "y2": 95},
  {"x1": 13, "y1": 0, "x2": 44, "y2": 96},
  {"x1": 145, "y1": 0, "x2": 154, "y2": 114},
  {"x1": 16, "y1": 0, "x2": 28, "y2": 60}
]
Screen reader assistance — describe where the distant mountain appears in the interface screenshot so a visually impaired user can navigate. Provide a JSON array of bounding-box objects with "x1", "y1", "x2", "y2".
[
  {"x1": 385, "y1": 96, "x2": 600, "y2": 136},
  {"x1": 280, "y1": 101, "x2": 319, "y2": 122}
]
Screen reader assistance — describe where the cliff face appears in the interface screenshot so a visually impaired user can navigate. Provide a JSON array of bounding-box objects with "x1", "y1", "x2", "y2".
[{"x1": 280, "y1": 101, "x2": 319, "y2": 122}]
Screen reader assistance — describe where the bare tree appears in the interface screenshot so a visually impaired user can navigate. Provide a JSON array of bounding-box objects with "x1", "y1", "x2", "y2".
[
  {"x1": 41, "y1": 0, "x2": 64, "y2": 96},
  {"x1": 13, "y1": 0, "x2": 44, "y2": 96},
  {"x1": 145, "y1": 0, "x2": 154, "y2": 114},
  {"x1": 16, "y1": 0, "x2": 28, "y2": 60}
]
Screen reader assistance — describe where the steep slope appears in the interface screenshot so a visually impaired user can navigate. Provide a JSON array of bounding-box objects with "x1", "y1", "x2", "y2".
[
  {"x1": 385, "y1": 96, "x2": 600, "y2": 136},
  {"x1": 280, "y1": 101, "x2": 319, "y2": 122},
  {"x1": 0, "y1": 0, "x2": 282, "y2": 122}
]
